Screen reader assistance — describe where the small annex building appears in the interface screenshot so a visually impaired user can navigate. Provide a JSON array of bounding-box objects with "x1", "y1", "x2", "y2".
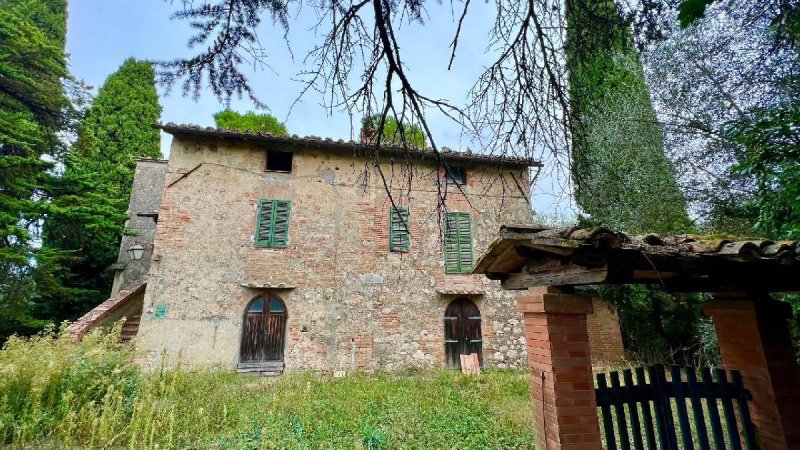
[{"x1": 69, "y1": 124, "x2": 624, "y2": 374}]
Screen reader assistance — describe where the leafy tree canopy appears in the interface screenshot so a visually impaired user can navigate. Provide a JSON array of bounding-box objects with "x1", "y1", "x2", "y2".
[
  {"x1": 362, "y1": 115, "x2": 426, "y2": 148},
  {"x1": 41, "y1": 58, "x2": 162, "y2": 321},
  {"x1": 214, "y1": 110, "x2": 289, "y2": 136},
  {"x1": 0, "y1": 0, "x2": 68, "y2": 340}
]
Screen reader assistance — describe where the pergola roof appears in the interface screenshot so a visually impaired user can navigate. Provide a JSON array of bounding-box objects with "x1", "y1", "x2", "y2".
[{"x1": 473, "y1": 225, "x2": 800, "y2": 292}]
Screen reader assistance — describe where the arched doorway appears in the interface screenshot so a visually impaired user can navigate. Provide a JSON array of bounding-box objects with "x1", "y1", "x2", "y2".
[
  {"x1": 240, "y1": 294, "x2": 287, "y2": 363},
  {"x1": 444, "y1": 298, "x2": 483, "y2": 369}
]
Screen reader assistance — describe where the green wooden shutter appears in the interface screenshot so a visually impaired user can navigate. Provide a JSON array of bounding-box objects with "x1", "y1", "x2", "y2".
[
  {"x1": 444, "y1": 213, "x2": 461, "y2": 272},
  {"x1": 456, "y1": 212, "x2": 473, "y2": 271},
  {"x1": 272, "y1": 200, "x2": 291, "y2": 247},
  {"x1": 255, "y1": 199, "x2": 275, "y2": 246},
  {"x1": 444, "y1": 212, "x2": 472, "y2": 273},
  {"x1": 254, "y1": 199, "x2": 291, "y2": 247},
  {"x1": 390, "y1": 207, "x2": 410, "y2": 252}
]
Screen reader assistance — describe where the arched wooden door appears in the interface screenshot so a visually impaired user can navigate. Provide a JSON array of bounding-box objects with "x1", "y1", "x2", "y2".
[
  {"x1": 444, "y1": 298, "x2": 483, "y2": 369},
  {"x1": 240, "y1": 295, "x2": 287, "y2": 362}
]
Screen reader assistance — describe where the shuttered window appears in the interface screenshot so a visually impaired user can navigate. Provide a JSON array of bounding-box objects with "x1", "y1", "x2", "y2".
[
  {"x1": 255, "y1": 199, "x2": 291, "y2": 248},
  {"x1": 444, "y1": 212, "x2": 473, "y2": 273},
  {"x1": 390, "y1": 207, "x2": 410, "y2": 252}
]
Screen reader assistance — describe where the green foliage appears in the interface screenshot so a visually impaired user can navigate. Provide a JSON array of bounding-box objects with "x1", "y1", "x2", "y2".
[
  {"x1": 0, "y1": 327, "x2": 535, "y2": 449},
  {"x1": 214, "y1": 109, "x2": 289, "y2": 136},
  {"x1": 728, "y1": 101, "x2": 800, "y2": 239},
  {"x1": 566, "y1": 0, "x2": 691, "y2": 235},
  {"x1": 677, "y1": 0, "x2": 715, "y2": 28},
  {"x1": 362, "y1": 115, "x2": 427, "y2": 148},
  {"x1": 41, "y1": 58, "x2": 162, "y2": 321},
  {"x1": 599, "y1": 285, "x2": 719, "y2": 367},
  {"x1": 0, "y1": 0, "x2": 67, "y2": 50},
  {"x1": 0, "y1": 1, "x2": 70, "y2": 342}
]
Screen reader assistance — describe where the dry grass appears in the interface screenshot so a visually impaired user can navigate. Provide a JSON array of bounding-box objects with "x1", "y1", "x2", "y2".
[{"x1": 0, "y1": 325, "x2": 535, "y2": 449}]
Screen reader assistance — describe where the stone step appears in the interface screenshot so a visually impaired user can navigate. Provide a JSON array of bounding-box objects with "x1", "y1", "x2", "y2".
[
  {"x1": 120, "y1": 314, "x2": 142, "y2": 344},
  {"x1": 237, "y1": 361, "x2": 285, "y2": 375}
]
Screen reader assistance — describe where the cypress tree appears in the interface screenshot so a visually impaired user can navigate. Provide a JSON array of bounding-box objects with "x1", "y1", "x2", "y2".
[
  {"x1": 566, "y1": 0, "x2": 691, "y2": 234},
  {"x1": 41, "y1": 58, "x2": 162, "y2": 321},
  {"x1": 565, "y1": 1, "x2": 704, "y2": 366}
]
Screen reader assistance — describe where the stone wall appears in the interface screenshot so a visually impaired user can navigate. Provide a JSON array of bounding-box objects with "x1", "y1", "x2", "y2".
[
  {"x1": 110, "y1": 159, "x2": 167, "y2": 294},
  {"x1": 135, "y1": 136, "x2": 533, "y2": 372},
  {"x1": 586, "y1": 297, "x2": 625, "y2": 363}
]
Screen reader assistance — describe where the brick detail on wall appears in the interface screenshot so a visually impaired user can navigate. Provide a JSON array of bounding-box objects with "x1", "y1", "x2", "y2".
[
  {"x1": 704, "y1": 295, "x2": 800, "y2": 450},
  {"x1": 586, "y1": 297, "x2": 625, "y2": 363},
  {"x1": 67, "y1": 282, "x2": 147, "y2": 341},
  {"x1": 517, "y1": 286, "x2": 602, "y2": 450},
  {"x1": 135, "y1": 140, "x2": 531, "y2": 372}
]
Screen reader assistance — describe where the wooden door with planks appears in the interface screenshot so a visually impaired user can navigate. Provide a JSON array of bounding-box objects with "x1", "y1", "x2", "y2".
[
  {"x1": 444, "y1": 298, "x2": 483, "y2": 369},
  {"x1": 240, "y1": 295, "x2": 287, "y2": 362}
]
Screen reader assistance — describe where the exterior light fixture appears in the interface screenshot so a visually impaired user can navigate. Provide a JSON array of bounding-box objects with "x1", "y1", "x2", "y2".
[{"x1": 127, "y1": 242, "x2": 146, "y2": 260}]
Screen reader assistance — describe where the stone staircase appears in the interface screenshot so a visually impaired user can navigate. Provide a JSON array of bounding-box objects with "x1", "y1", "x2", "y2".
[
  {"x1": 121, "y1": 313, "x2": 141, "y2": 344},
  {"x1": 67, "y1": 282, "x2": 147, "y2": 342}
]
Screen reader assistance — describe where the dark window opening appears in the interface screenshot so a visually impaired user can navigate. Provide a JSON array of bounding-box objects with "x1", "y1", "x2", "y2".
[
  {"x1": 446, "y1": 166, "x2": 466, "y2": 185},
  {"x1": 267, "y1": 150, "x2": 293, "y2": 172}
]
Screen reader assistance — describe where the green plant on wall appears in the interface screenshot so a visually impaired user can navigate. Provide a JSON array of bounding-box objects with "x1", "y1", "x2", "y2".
[
  {"x1": 214, "y1": 110, "x2": 289, "y2": 136},
  {"x1": 566, "y1": 0, "x2": 691, "y2": 235}
]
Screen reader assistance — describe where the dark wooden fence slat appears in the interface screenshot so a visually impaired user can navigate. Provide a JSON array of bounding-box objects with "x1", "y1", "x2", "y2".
[
  {"x1": 715, "y1": 369, "x2": 743, "y2": 450},
  {"x1": 622, "y1": 369, "x2": 646, "y2": 450},
  {"x1": 597, "y1": 365, "x2": 757, "y2": 450},
  {"x1": 649, "y1": 365, "x2": 673, "y2": 450},
  {"x1": 611, "y1": 371, "x2": 632, "y2": 450},
  {"x1": 701, "y1": 368, "x2": 726, "y2": 450},
  {"x1": 670, "y1": 366, "x2": 695, "y2": 450},
  {"x1": 635, "y1": 367, "x2": 658, "y2": 450},
  {"x1": 654, "y1": 365, "x2": 679, "y2": 450},
  {"x1": 597, "y1": 373, "x2": 619, "y2": 450},
  {"x1": 685, "y1": 368, "x2": 711, "y2": 450},
  {"x1": 731, "y1": 371, "x2": 757, "y2": 450}
]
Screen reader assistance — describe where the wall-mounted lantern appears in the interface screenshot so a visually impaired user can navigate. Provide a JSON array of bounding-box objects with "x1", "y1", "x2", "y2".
[{"x1": 126, "y1": 242, "x2": 146, "y2": 260}]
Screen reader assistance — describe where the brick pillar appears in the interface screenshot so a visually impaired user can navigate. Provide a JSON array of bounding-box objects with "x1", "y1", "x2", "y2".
[
  {"x1": 704, "y1": 294, "x2": 800, "y2": 449},
  {"x1": 586, "y1": 297, "x2": 625, "y2": 363},
  {"x1": 517, "y1": 286, "x2": 601, "y2": 450}
]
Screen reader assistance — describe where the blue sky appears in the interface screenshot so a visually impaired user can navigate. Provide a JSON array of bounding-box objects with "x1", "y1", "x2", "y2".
[{"x1": 65, "y1": 1, "x2": 574, "y2": 218}]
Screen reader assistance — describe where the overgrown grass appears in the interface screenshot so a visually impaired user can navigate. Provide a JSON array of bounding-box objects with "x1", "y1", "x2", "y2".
[{"x1": 0, "y1": 325, "x2": 534, "y2": 449}]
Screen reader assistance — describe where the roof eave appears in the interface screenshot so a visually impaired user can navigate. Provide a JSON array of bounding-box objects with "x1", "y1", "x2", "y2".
[{"x1": 154, "y1": 123, "x2": 542, "y2": 168}]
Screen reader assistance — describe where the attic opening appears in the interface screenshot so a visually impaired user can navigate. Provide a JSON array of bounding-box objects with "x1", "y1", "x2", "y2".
[
  {"x1": 446, "y1": 166, "x2": 466, "y2": 185},
  {"x1": 266, "y1": 149, "x2": 293, "y2": 172}
]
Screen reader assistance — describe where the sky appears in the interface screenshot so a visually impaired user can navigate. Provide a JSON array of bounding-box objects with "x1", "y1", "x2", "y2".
[{"x1": 65, "y1": 1, "x2": 576, "y2": 219}]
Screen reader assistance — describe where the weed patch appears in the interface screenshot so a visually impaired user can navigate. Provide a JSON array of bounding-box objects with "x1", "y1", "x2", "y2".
[{"x1": 0, "y1": 327, "x2": 535, "y2": 449}]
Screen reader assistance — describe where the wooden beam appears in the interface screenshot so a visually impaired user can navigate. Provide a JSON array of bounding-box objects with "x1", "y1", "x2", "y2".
[
  {"x1": 631, "y1": 270, "x2": 679, "y2": 280},
  {"x1": 501, "y1": 265, "x2": 608, "y2": 290}
]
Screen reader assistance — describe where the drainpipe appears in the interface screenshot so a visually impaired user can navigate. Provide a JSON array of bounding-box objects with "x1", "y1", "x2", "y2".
[{"x1": 350, "y1": 338, "x2": 356, "y2": 371}]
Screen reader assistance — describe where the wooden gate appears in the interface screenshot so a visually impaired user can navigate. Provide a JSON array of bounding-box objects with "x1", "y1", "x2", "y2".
[
  {"x1": 240, "y1": 295, "x2": 286, "y2": 362},
  {"x1": 595, "y1": 365, "x2": 757, "y2": 450},
  {"x1": 444, "y1": 298, "x2": 483, "y2": 369}
]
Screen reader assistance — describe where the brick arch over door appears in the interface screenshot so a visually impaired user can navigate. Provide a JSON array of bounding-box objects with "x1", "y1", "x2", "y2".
[
  {"x1": 240, "y1": 294, "x2": 287, "y2": 363},
  {"x1": 444, "y1": 298, "x2": 483, "y2": 369}
]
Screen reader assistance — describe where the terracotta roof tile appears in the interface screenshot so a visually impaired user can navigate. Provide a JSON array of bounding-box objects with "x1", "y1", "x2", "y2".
[{"x1": 154, "y1": 123, "x2": 541, "y2": 168}]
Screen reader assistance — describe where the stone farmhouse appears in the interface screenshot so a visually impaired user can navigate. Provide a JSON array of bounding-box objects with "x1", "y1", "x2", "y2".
[{"x1": 68, "y1": 123, "x2": 624, "y2": 375}]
